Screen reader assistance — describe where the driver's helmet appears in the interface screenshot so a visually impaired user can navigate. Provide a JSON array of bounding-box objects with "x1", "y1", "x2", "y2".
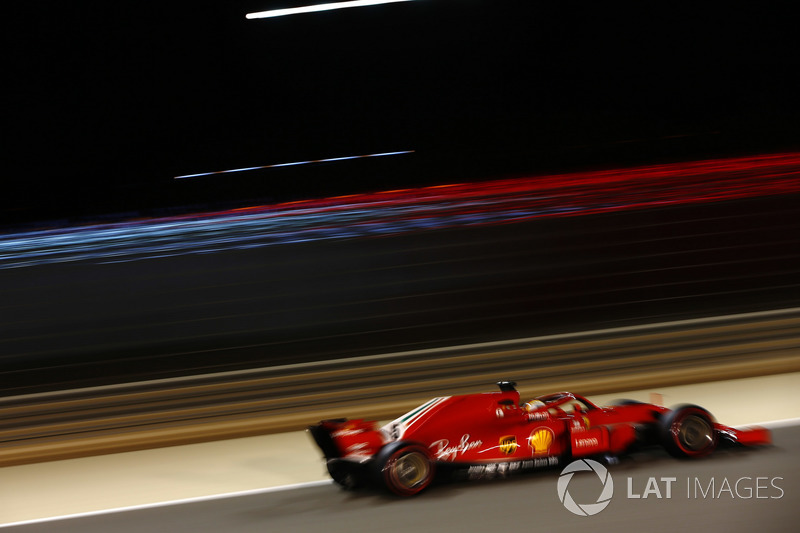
[{"x1": 523, "y1": 399, "x2": 546, "y2": 412}]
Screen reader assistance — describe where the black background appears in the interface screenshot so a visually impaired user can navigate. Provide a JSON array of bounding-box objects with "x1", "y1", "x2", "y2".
[
  {"x1": 6, "y1": 1, "x2": 800, "y2": 224},
  {"x1": 4, "y1": 2, "x2": 800, "y2": 392}
]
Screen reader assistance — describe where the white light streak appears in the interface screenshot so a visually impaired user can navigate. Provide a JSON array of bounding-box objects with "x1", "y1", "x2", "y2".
[
  {"x1": 174, "y1": 150, "x2": 414, "y2": 180},
  {"x1": 246, "y1": 0, "x2": 414, "y2": 20}
]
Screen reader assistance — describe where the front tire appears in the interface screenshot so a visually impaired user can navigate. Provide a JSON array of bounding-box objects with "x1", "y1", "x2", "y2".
[
  {"x1": 661, "y1": 404, "x2": 717, "y2": 458},
  {"x1": 373, "y1": 442, "x2": 434, "y2": 496}
]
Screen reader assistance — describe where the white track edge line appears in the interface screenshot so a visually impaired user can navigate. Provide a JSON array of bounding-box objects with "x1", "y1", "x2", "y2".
[
  {"x1": 744, "y1": 416, "x2": 800, "y2": 429},
  {"x1": 0, "y1": 480, "x2": 332, "y2": 529},
  {"x1": 4, "y1": 416, "x2": 800, "y2": 527}
]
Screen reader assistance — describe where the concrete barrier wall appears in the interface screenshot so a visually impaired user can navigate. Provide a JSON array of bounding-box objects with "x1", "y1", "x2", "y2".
[{"x1": 2, "y1": 308, "x2": 800, "y2": 466}]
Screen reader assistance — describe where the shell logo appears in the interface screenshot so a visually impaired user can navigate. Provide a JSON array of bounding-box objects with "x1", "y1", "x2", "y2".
[{"x1": 529, "y1": 427, "x2": 554, "y2": 455}]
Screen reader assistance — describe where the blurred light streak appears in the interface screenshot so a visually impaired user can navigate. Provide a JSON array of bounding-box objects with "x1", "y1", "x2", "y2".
[
  {"x1": 246, "y1": 0, "x2": 414, "y2": 20},
  {"x1": 3, "y1": 152, "x2": 800, "y2": 270},
  {"x1": 174, "y1": 151, "x2": 414, "y2": 180}
]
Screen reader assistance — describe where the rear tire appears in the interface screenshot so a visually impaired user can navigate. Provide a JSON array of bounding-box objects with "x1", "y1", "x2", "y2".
[
  {"x1": 373, "y1": 442, "x2": 434, "y2": 496},
  {"x1": 661, "y1": 404, "x2": 717, "y2": 458}
]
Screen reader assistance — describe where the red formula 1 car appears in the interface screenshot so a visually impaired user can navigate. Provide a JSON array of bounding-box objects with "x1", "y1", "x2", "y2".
[{"x1": 308, "y1": 381, "x2": 771, "y2": 496}]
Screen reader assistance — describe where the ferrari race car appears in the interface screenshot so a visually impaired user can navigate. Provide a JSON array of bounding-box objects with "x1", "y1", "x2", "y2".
[{"x1": 308, "y1": 381, "x2": 771, "y2": 496}]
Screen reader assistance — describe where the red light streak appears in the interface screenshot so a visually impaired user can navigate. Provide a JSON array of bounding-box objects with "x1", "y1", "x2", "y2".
[{"x1": 229, "y1": 151, "x2": 800, "y2": 218}]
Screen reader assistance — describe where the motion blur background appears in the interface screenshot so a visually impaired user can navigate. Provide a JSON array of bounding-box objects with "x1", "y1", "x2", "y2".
[
  {"x1": 3, "y1": 4, "x2": 800, "y2": 530},
  {"x1": 6, "y1": 1, "x2": 799, "y2": 222},
  {"x1": 2, "y1": 0, "x2": 800, "y2": 439}
]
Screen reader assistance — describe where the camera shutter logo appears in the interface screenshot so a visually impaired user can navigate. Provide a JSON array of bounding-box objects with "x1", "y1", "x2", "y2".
[{"x1": 557, "y1": 459, "x2": 614, "y2": 516}]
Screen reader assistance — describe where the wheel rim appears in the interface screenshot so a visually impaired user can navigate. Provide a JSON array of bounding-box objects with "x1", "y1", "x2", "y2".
[
  {"x1": 678, "y1": 414, "x2": 714, "y2": 452},
  {"x1": 391, "y1": 451, "x2": 429, "y2": 489}
]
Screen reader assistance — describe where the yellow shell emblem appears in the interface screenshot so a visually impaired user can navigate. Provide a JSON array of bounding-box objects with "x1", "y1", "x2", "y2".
[{"x1": 529, "y1": 427, "x2": 554, "y2": 455}]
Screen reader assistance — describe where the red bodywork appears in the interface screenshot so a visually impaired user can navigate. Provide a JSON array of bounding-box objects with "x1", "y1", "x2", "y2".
[{"x1": 308, "y1": 383, "x2": 771, "y2": 493}]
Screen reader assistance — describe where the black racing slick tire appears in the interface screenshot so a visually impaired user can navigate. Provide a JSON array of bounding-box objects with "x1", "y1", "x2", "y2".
[
  {"x1": 661, "y1": 404, "x2": 718, "y2": 458},
  {"x1": 373, "y1": 441, "x2": 434, "y2": 496}
]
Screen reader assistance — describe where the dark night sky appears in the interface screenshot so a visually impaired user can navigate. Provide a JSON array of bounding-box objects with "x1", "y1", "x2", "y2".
[{"x1": 5, "y1": 1, "x2": 800, "y2": 224}]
